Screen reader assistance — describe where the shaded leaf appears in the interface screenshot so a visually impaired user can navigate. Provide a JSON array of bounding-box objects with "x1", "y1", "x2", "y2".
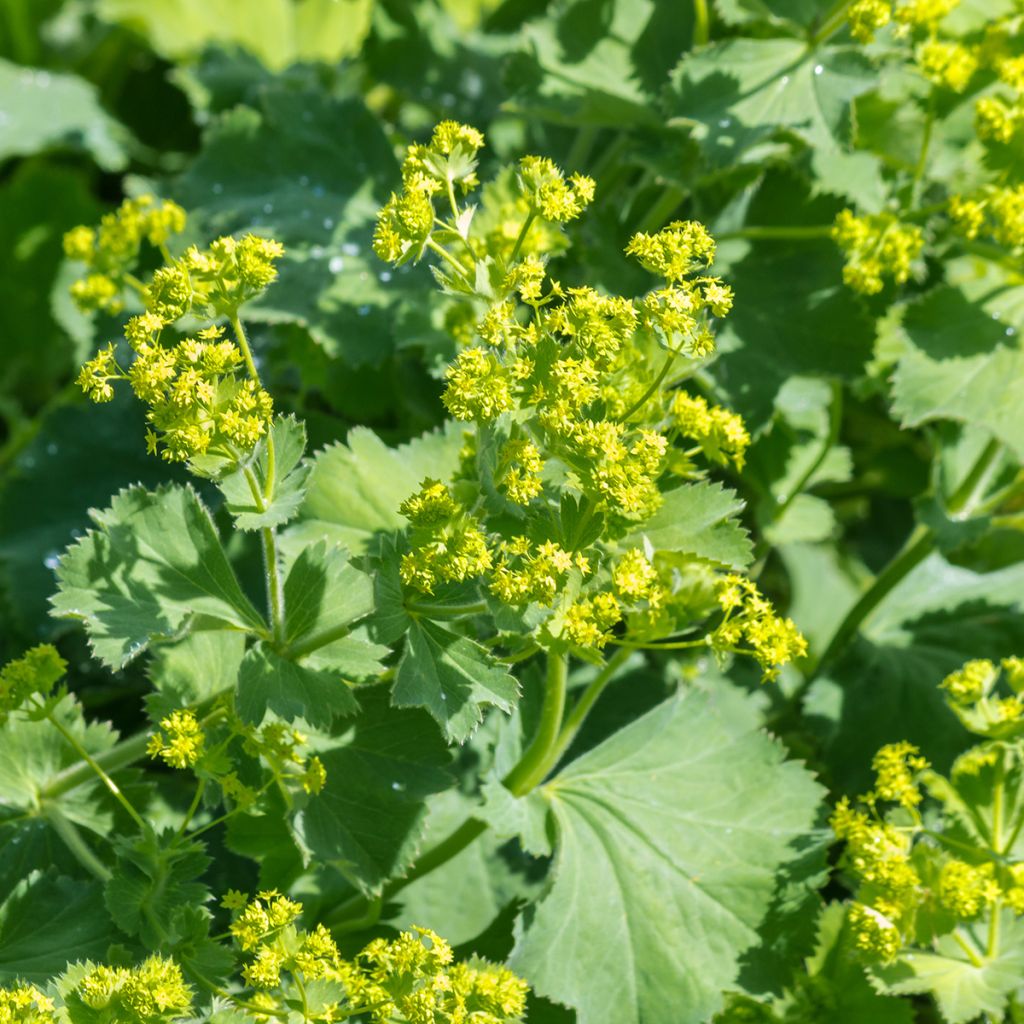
[
  {"x1": 293, "y1": 689, "x2": 453, "y2": 895},
  {"x1": 51, "y1": 484, "x2": 264, "y2": 669}
]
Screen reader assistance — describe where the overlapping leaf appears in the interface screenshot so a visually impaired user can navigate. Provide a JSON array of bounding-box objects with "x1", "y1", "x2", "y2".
[
  {"x1": 510, "y1": 688, "x2": 825, "y2": 1024},
  {"x1": 51, "y1": 484, "x2": 264, "y2": 668}
]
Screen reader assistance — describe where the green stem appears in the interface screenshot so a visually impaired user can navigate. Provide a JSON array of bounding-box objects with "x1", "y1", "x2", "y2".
[
  {"x1": 548, "y1": 648, "x2": 632, "y2": 767},
  {"x1": 45, "y1": 807, "x2": 112, "y2": 881},
  {"x1": 637, "y1": 185, "x2": 687, "y2": 235},
  {"x1": 987, "y1": 904, "x2": 1001, "y2": 959},
  {"x1": 231, "y1": 313, "x2": 260, "y2": 382},
  {"x1": 909, "y1": 89, "x2": 936, "y2": 210},
  {"x1": 807, "y1": 525, "x2": 937, "y2": 679},
  {"x1": 446, "y1": 177, "x2": 460, "y2": 222},
  {"x1": 804, "y1": 439, "x2": 1004, "y2": 681},
  {"x1": 810, "y1": 0, "x2": 854, "y2": 46},
  {"x1": 44, "y1": 730, "x2": 151, "y2": 801},
  {"x1": 263, "y1": 527, "x2": 286, "y2": 646},
  {"x1": 953, "y1": 927, "x2": 985, "y2": 968},
  {"x1": 426, "y1": 237, "x2": 473, "y2": 285},
  {"x1": 509, "y1": 212, "x2": 537, "y2": 265},
  {"x1": 43, "y1": 706, "x2": 149, "y2": 832},
  {"x1": 992, "y1": 756, "x2": 1005, "y2": 853},
  {"x1": 772, "y1": 379, "x2": 842, "y2": 523},
  {"x1": 504, "y1": 651, "x2": 570, "y2": 796},
  {"x1": 405, "y1": 600, "x2": 488, "y2": 620},
  {"x1": 692, "y1": 0, "x2": 710, "y2": 46},
  {"x1": 610, "y1": 636, "x2": 708, "y2": 651},
  {"x1": 620, "y1": 340, "x2": 685, "y2": 423},
  {"x1": 324, "y1": 650, "x2": 572, "y2": 931},
  {"x1": 717, "y1": 225, "x2": 833, "y2": 241}
]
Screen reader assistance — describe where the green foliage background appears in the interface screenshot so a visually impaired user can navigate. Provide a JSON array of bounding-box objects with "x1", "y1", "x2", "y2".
[{"x1": 4, "y1": 0, "x2": 1024, "y2": 1022}]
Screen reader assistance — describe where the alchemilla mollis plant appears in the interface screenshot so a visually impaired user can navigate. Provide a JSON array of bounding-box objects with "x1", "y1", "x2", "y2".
[{"x1": 6, "y1": 1, "x2": 1024, "y2": 1022}]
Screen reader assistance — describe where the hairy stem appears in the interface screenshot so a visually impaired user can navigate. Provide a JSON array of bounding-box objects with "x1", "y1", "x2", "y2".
[
  {"x1": 509, "y1": 212, "x2": 537, "y2": 265},
  {"x1": 810, "y1": 0, "x2": 854, "y2": 46},
  {"x1": 504, "y1": 651, "x2": 570, "y2": 796},
  {"x1": 43, "y1": 705, "x2": 149, "y2": 832},
  {"x1": 547, "y1": 648, "x2": 632, "y2": 767},
  {"x1": 44, "y1": 730, "x2": 151, "y2": 801}
]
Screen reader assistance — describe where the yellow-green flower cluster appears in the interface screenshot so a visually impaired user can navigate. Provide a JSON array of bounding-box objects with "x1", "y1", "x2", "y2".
[
  {"x1": 490, "y1": 538, "x2": 588, "y2": 606},
  {"x1": 399, "y1": 480, "x2": 493, "y2": 594},
  {"x1": 223, "y1": 893, "x2": 529, "y2": 1024},
  {"x1": 78, "y1": 323, "x2": 274, "y2": 463},
  {"x1": 75, "y1": 957, "x2": 192, "y2": 1024},
  {"x1": 938, "y1": 656, "x2": 1024, "y2": 739},
  {"x1": 938, "y1": 859, "x2": 999, "y2": 919},
  {"x1": 832, "y1": 660, "x2": 1024, "y2": 976},
  {"x1": 147, "y1": 709, "x2": 205, "y2": 769},
  {"x1": 669, "y1": 391, "x2": 750, "y2": 470},
  {"x1": 64, "y1": 195, "x2": 186, "y2": 313},
  {"x1": 712, "y1": 575, "x2": 808, "y2": 680},
  {"x1": 0, "y1": 984, "x2": 57, "y2": 1024},
  {"x1": 348, "y1": 927, "x2": 529, "y2": 1024},
  {"x1": 517, "y1": 156, "x2": 595, "y2": 223},
  {"x1": 626, "y1": 221, "x2": 716, "y2": 282},
  {"x1": 66, "y1": 202, "x2": 284, "y2": 466},
  {"x1": 562, "y1": 592, "x2": 623, "y2": 649},
  {"x1": 868, "y1": 741, "x2": 929, "y2": 808},
  {"x1": 974, "y1": 57, "x2": 1024, "y2": 146},
  {"x1": 0, "y1": 645, "x2": 66, "y2": 725},
  {"x1": 379, "y1": 123, "x2": 799, "y2": 673},
  {"x1": 831, "y1": 797, "x2": 921, "y2": 963},
  {"x1": 239, "y1": 722, "x2": 329, "y2": 796},
  {"x1": 831, "y1": 210, "x2": 923, "y2": 295},
  {"x1": 848, "y1": 0, "x2": 891, "y2": 42},
  {"x1": 850, "y1": 0, "x2": 959, "y2": 41},
  {"x1": 950, "y1": 186, "x2": 1024, "y2": 248},
  {"x1": 374, "y1": 121, "x2": 486, "y2": 265},
  {"x1": 916, "y1": 39, "x2": 977, "y2": 91},
  {"x1": 498, "y1": 438, "x2": 545, "y2": 505}
]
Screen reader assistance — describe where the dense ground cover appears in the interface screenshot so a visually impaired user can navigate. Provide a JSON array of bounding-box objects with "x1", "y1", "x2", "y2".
[{"x1": 3, "y1": 0, "x2": 1024, "y2": 1021}]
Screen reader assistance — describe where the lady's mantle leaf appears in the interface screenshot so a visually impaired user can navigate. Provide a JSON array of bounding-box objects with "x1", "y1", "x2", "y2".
[
  {"x1": 870, "y1": 912, "x2": 1024, "y2": 1024},
  {"x1": 0, "y1": 871, "x2": 119, "y2": 983},
  {"x1": 51, "y1": 484, "x2": 264, "y2": 668},
  {"x1": 623, "y1": 480, "x2": 753, "y2": 569},
  {"x1": 237, "y1": 644, "x2": 359, "y2": 729},
  {"x1": 292, "y1": 689, "x2": 453, "y2": 895},
  {"x1": 218, "y1": 416, "x2": 311, "y2": 531},
  {"x1": 394, "y1": 620, "x2": 519, "y2": 744},
  {"x1": 510, "y1": 688, "x2": 824, "y2": 1024},
  {"x1": 293, "y1": 423, "x2": 465, "y2": 554}
]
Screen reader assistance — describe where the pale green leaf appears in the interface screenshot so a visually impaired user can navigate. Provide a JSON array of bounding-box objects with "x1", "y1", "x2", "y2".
[
  {"x1": 237, "y1": 644, "x2": 359, "y2": 729},
  {"x1": 293, "y1": 689, "x2": 453, "y2": 894},
  {"x1": 871, "y1": 912, "x2": 1024, "y2": 1024},
  {"x1": 0, "y1": 59, "x2": 130, "y2": 170},
  {"x1": 147, "y1": 628, "x2": 247, "y2": 721},
  {"x1": 510, "y1": 689, "x2": 825, "y2": 1024},
  {"x1": 98, "y1": 0, "x2": 374, "y2": 70},
  {"x1": 394, "y1": 619, "x2": 519, "y2": 743},
  {"x1": 478, "y1": 778, "x2": 552, "y2": 857},
  {"x1": 0, "y1": 872, "x2": 119, "y2": 982},
  {"x1": 218, "y1": 416, "x2": 310, "y2": 531},
  {"x1": 0, "y1": 695, "x2": 120, "y2": 837},
  {"x1": 623, "y1": 480, "x2": 753, "y2": 569},
  {"x1": 293, "y1": 424, "x2": 465, "y2": 554},
  {"x1": 890, "y1": 279, "x2": 1024, "y2": 460},
  {"x1": 51, "y1": 484, "x2": 264, "y2": 668},
  {"x1": 283, "y1": 542, "x2": 375, "y2": 649}
]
